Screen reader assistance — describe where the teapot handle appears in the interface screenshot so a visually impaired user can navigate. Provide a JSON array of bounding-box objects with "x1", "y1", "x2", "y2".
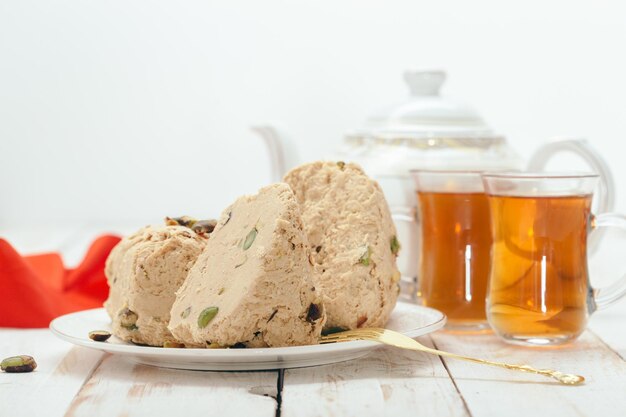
[
  {"x1": 251, "y1": 124, "x2": 300, "y2": 183},
  {"x1": 527, "y1": 138, "x2": 615, "y2": 252}
]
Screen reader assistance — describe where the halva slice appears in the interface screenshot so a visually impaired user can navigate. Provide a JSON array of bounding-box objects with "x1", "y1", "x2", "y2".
[
  {"x1": 104, "y1": 224, "x2": 208, "y2": 346},
  {"x1": 284, "y1": 161, "x2": 401, "y2": 330},
  {"x1": 169, "y1": 183, "x2": 326, "y2": 348}
]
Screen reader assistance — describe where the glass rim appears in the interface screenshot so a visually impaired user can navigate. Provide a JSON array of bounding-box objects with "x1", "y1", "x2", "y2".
[
  {"x1": 410, "y1": 169, "x2": 487, "y2": 176},
  {"x1": 481, "y1": 171, "x2": 599, "y2": 180}
]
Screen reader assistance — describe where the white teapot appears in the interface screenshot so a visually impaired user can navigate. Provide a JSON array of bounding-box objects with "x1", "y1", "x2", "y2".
[{"x1": 252, "y1": 70, "x2": 614, "y2": 300}]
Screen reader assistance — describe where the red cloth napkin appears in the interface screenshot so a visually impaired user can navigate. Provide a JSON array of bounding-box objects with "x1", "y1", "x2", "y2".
[{"x1": 0, "y1": 235, "x2": 121, "y2": 328}]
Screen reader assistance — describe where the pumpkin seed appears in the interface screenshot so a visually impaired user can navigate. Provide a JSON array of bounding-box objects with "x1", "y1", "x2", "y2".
[
  {"x1": 321, "y1": 326, "x2": 346, "y2": 336},
  {"x1": 1, "y1": 355, "x2": 37, "y2": 373},
  {"x1": 243, "y1": 228, "x2": 258, "y2": 250},
  {"x1": 119, "y1": 308, "x2": 138, "y2": 330},
  {"x1": 390, "y1": 235, "x2": 401, "y2": 256},
  {"x1": 192, "y1": 219, "x2": 217, "y2": 235},
  {"x1": 359, "y1": 246, "x2": 372, "y2": 266},
  {"x1": 88, "y1": 330, "x2": 111, "y2": 342},
  {"x1": 165, "y1": 216, "x2": 197, "y2": 227},
  {"x1": 198, "y1": 307, "x2": 219, "y2": 328}
]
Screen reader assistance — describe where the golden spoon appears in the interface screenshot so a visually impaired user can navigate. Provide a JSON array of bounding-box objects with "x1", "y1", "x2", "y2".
[{"x1": 321, "y1": 328, "x2": 584, "y2": 385}]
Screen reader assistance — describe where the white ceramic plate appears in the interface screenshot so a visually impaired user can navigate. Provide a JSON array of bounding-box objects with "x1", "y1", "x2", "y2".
[{"x1": 50, "y1": 301, "x2": 445, "y2": 371}]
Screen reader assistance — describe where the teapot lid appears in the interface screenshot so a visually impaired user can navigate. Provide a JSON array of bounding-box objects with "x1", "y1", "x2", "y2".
[{"x1": 349, "y1": 70, "x2": 497, "y2": 140}]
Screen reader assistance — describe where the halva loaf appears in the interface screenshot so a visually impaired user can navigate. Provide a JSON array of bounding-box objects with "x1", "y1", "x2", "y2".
[
  {"x1": 284, "y1": 161, "x2": 401, "y2": 331},
  {"x1": 104, "y1": 224, "x2": 208, "y2": 346},
  {"x1": 169, "y1": 183, "x2": 326, "y2": 347}
]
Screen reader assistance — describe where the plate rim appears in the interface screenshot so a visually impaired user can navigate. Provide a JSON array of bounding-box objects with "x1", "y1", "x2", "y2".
[{"x1": 49, "y1": 301, "x2": 446, "y2": 358}]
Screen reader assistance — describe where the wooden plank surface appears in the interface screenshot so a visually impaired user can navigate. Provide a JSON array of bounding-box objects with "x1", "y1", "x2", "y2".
[
  {"x1": 430, "y1": 330, "x2": 626, "y2": 417},
  {"x1": 65, "y1": 354, "x2": 279, "y2": 417},
  {"x1": 281, "y1": 336, "x2": 469, "y2": 417},
  {"x1": 0, "y1": 329, "x2": 104, "y2": 417},
  {"x1": 589, "y1": 298, "x2": 626, "y2": 360}
]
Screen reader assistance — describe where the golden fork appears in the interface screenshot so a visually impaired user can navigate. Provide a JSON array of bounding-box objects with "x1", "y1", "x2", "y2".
[{"x1": 320, "y1": 328, "x2": 584, "y2": 385}]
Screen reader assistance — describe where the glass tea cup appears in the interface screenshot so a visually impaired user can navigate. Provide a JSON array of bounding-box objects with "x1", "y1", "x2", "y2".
[
  {"x1": 482, "y1": 172, "x2": 626, "y2": 346},
  {"x1": 412, "y1": 171, "x2": 492, "y2": 330}
]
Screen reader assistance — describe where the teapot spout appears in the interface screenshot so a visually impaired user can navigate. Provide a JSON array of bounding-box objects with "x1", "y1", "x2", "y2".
[{"x1": 251, "y1": 124, "x2": 300, "y2": 182}]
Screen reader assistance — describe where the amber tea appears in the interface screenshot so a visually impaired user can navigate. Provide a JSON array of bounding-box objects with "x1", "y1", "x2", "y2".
[
  {"x1": 417, "y1": 190, "x2": 492, "y2": 329},
  {"x1": 486, "y1": 193, "x2": 592, "y2": 344}
]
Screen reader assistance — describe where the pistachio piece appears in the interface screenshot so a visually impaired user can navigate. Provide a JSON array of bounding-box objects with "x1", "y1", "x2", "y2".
[
  {"x1": 88, "y1": 330, "x2": 112, "y2": 342},
  {"x1": 390, "y1": 235, "x2": 401, "y2": 256},
  {"x1": 198, "y1": 307, "x2": 219, "y2": 329},
  {"x1": 1, "y1": 355, "x2": 37, "y2": 373},
  {"x1": 306, "y1": 303, "x2": 322, "y2": 323},
  {"x1": 192, "y1": 219, "x2": 218, "y2": 235},
  {"x1": 321, "y1": 326, "x2": 347, "y2": 336},
  {"x1": 163, "y1": 341, "x2": 185, "y2": 348},
  {"x1": 165, "y1": 216, "x2": 197, "y2": 228},
  {"x1": 359, "y1": 246, "x2": 372, "y2": 266},
  {"x1": 181, "y1": 307, "x2": 191, "y2": 319},
  {"x1": 218, "y1": 287, "x2": 225, "y2": 295},
  {"x1": 337, "y1": 161, "x2": 346, "y2": 170},
  {"x1": 243, "y1": 227, "x2": 258, "y2": 250},
  {"x1": 119, "y1": 308, "x2": 138, "y2": 330}
]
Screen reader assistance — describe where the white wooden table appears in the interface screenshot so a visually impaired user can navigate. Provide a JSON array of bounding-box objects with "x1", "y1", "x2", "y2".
[{"x1": 2, "y1": 225, "x2": 625, "y2": 417}]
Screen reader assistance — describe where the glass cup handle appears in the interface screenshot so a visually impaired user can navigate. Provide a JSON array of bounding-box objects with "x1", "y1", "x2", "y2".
[
  {"x1": 590, "y1": 213, "x2": 626, "y2": 310},
  {"x1": 528, "y1": 138, "x2": 615, "y2": 253}
]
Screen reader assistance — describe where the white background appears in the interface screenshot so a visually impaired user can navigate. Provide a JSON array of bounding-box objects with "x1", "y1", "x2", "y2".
[{"x1": 2, "y1": 0, "x2": 626, "y2": 229}]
